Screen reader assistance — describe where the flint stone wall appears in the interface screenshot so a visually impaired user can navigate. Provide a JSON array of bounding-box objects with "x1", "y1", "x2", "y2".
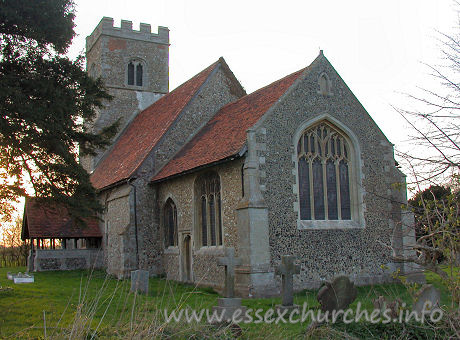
[
  {"x1": 254, "y1": 56, "x2": 405, "y2": 289},
  {"x1": 100, "y1": 184, "x2": 135, "y2": 279},
  {"x1": 33, "y1": 249, "x2": 104, "y2": 271},
  {"x1": 156, "y1": 159, "x2": 244, "y2": 290}
]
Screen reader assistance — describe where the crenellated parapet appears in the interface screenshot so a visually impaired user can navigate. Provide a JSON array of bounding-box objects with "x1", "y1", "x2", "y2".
[{"x1": 86, "y1": 17, "x2": 169, "y2": 52}]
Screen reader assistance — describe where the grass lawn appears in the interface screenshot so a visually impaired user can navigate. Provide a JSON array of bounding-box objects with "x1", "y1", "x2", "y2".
[{"x1": 0, "y1": 266, "x2": 457, "y2": 339}]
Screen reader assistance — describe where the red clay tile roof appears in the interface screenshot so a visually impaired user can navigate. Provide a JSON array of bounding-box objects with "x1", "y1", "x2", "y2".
[
  {"x1": 90, "y1": 60, "x2": 220, "y2": 190},
  {"x1": 22, "y1": 198, "x2": 101, "y2": 239},
  {"x1": 151, "y1": 68, "x2": 305, "y2": 182}
]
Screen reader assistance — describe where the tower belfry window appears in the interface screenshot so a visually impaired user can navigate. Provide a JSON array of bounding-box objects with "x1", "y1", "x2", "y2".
[
  {"x1": 136, "y1": 64, "x2": 143, "y2": 86},
  {"x1": 127, "y1": 60, "x2": 144, "y2": 86}
]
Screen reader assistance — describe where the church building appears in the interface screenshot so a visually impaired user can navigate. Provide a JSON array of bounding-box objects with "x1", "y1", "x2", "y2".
[{"x1": 28, "y1": 17, "x2": 419, "y2": 297}]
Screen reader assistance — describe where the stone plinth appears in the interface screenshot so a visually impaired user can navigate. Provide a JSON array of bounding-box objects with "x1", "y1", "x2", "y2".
[{"x1": 212, "y1": 298, "x2": 247, "y2": 323}]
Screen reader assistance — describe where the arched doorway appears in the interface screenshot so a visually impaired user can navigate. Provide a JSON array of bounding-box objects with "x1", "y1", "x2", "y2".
[{"x1": 182, "y1": 234, "x2": 192, "y2": 282}]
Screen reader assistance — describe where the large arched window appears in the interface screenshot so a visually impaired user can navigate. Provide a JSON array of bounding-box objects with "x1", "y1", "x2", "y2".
[
  {"x1": 195, "y1": 171, "x2": 223, "y2": 247},
  {"x1": 164, "y1": 198, "x2": 178, "y2": 247},
  {"x1": 297, "y1": 121, "x2": 352, "y2": 221},
  {"x1": 127, "y1": 59, "x2": 144, "y2": 87}
]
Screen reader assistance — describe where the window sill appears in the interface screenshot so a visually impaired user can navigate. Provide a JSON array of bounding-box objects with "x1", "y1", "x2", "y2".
[
  {"x1": 164, "y1": 246, "x2": 179, "y2": 255},
  {"x1": 297, "y1": 219, "x2": 364, "y2": 230},
  {"x1": 125, "y1": 84, "x2": 147, "y2": 91},
  {"x1": 195, "y1": 246, "x2": 225, "y2": 256}
]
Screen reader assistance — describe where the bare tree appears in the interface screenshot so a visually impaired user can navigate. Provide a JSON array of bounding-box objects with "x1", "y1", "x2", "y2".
[
  {"x1": 392, "y1": 4, "x2": 460, "y2": 309},
  {"x1": 395, "y1": 17, "x2": 460, "y2": 185}
]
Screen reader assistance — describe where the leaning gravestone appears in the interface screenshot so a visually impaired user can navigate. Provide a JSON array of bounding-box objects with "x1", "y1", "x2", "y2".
[
  {"x1": 317, "y1": 276, "x2": 357, "y2": 312},
  {"x1": 413, "y1": 284, "x2": 441, "y2": 316},
  {"x1": 130, "y1": 270, "x2": 149, "y2": 294},
  {"x1": 275, "y1": 255, "x2": 301, "y2": 312},
  {"x1": 373, "y1": 295, "x2": 401, "y2": 319},
  {"x1": 212, "y1": 248, "x2": 246, "y2": 323}
]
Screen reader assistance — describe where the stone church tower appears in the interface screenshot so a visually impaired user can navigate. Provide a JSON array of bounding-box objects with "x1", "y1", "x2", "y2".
[{"x1": 81, "y1": 17, "x2": 169, "y2": 172}]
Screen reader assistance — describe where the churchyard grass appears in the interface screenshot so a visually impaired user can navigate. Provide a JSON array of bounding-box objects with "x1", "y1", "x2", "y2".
[{"x1": 0, "y1": 266, "x2": 456, "y2": 339}]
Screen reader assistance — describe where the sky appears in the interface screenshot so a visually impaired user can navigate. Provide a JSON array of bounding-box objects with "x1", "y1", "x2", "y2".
[{"x1": 68, "y1": 0, "x2": 459, "y2": 149}]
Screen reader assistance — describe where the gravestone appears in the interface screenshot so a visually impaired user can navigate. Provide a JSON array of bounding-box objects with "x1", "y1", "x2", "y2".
[
  {"x1": 217, "y1": 247, "x2": 242, "y2": 298},
  {"x1": 12, "y1": 272, "x2": 34, "y2": 284},
  {"x1": 413, "y1": 284, "x2": 441, "y2": 316},
  {"x1": 275, "y1": 255, "x2": 300, "y2": 311},
  {"x1": 212, "y1": 248, "x2": 246, "y2": 323},
  {"x1": 373, "y1": 295, "x2": 401, "y2": 319},
  {"x1": 317, "y1": 276, "x2": 357, "y2": 312},
  {"x1": 130, "y1": 270, "x2": 149, "y2": 294}
]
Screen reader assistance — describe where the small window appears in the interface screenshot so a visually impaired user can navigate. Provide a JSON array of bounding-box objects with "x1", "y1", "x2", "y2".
[
  {"x1": 195, "y1": 171, "x2": 223, "y2": 247},
  {"x1": 127, "y1": 59, "x2": 144, "y2": 87},
  {"x1": 164, "y1": 198, "x2": 178, "y2": 247},
  {"x1": 318, "y1": 73, "x2": 332, "y2": 95}
]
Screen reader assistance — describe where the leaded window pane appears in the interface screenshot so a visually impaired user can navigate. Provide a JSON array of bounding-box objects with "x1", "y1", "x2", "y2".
[
  {"x1": 164, "y1": 199, "x2": 177, "y2": 247},
  {"x1": 136, "y1": 64, "x2": 143, "y2": 86},
  {"x1": 312, "y1": 158, "x2": 325, "y2": 220},
  {"x1": 326, "y1": 160, "x2": 338, "y2": 220},
  {"x1": 339, "y1": 160, "x2": 351, "y2": 220},
  {"x1": 173, "y1": 205, "x2": 178, "y2": 246},
  {"x1": 217, "y1": 194, "x2": 223, "y2": 245},
  {"x1": 201, "y1": 196, "x2": 207, "y2": 246},
  {"x1": 163, "y1": 208, "x2": 168, "y2": 247},
  {"x1": 168, "y1": 205, "x2": 174, "y2": 246},
  {"x1": 298, "y1": 157, "x2": 311, "y2": 220},
  {"x1": 209, "y1": 194, "x2": 216, "y2": 246},
  {"x1": 128, "y1": 62, "x2": 134, "y2": 85}
]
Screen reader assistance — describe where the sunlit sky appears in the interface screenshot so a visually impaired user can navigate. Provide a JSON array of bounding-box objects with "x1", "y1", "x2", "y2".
[
  {"x1": 69, "y1": 0, "x2": 458, "y2": 149},
  {"x1": 2, "y1": 0, "x2": 458, "y2": 236}
]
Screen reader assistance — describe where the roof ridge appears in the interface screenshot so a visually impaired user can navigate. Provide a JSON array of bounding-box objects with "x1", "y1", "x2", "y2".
[
  {"x1": 151, "y1": 65, "x2": 305, "y2": 182},
  {"x1": 141, "y1": 59, "x2": 221, "y2": 113},
  {"x1": 247, "y1": 67, "x2": 305, "y2": 97}
]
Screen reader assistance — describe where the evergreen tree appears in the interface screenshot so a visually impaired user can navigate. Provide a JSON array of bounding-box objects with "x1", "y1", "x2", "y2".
[{"x1": 0, "y1": 0, "x2": 118, "y2": 221}]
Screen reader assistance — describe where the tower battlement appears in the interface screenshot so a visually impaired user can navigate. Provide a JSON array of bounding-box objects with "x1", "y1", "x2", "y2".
[{"x1": 86, "y1": 17, "x2": 169, "y2": 52}]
